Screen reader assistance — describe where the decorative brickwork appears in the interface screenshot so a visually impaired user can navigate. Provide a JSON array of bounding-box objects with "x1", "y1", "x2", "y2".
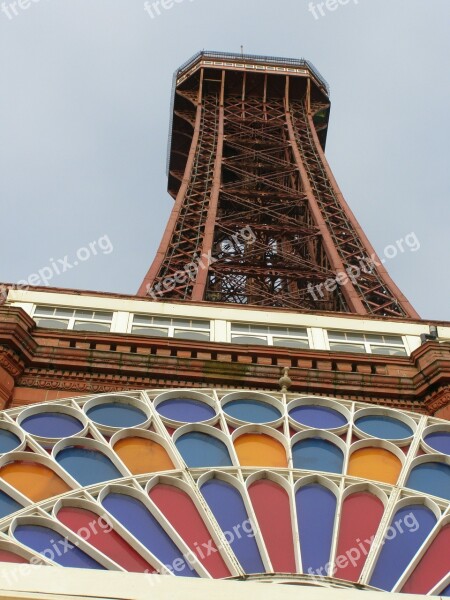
[{"x1": 1, "y1": 306, "x2": 448, "y2": 416}]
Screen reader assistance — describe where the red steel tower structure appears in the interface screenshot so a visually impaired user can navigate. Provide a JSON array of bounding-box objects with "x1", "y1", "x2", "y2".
[
  {"x1": 138, "y1": 51, "x2": 419, "y2": 319},
  {"x1": 1, "y1": 52, "x2": 450, "y2": 600}
]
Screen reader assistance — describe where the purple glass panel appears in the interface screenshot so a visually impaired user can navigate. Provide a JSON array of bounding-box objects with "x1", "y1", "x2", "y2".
[
  {"x1": 296, "y1": 484, "x2": 337, "y2": 574},
  {"x1": 87, "y1": 403, "x2": 147, "y2": 428},
  {"x1": 14, "y1": 524, "x2": 104, "y2": 569},
  {"x1": 0, "y1": 429, "x2": 21, "y2": 453},
  {"x1": 102, "y1": 492, "x2": 198, "y2": 577},
  {"x1": 406, "y1": 462, "x2": 450, "y2": 501},
  {"x1": 156, "y1": 399, "x2": 216, "y2": 423},
  {"x1": 289, "y1": 405, "x2": 347, "y2": 429},
  {"x1": 56, "y1": 447, "x2": 122, "y2": 486},
  {"x1": 200, "y1": 479, "x2": 264, "y2": 573},
  {"x1": 21, "y1": 413, "x2": 84, "y2": 439},
  {"x1": 369, "y1": 505, "x2": 437, "y2": 591},
  {"x1": 424, "y1": 431, "x2": 450, "y2": 455}
]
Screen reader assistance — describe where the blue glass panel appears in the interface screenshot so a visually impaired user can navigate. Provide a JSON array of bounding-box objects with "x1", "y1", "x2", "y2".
[
  {"x1": 21, "y1": 413, "x2": 84, "y2": 438},
  {"x1": 0, "y1": 490, "x2": 23, "y2": 518},
  {"x1": 56, "y1": 447, "x2": 122, "y2": 486},
  {"x1": 289, "y1": 406, "x2": 347, "y2": 429},
  {"x1": 223, "y1": 400, "x2": 281, "y2": 424},
  {"x1": 102, "y1": 492, "x2": 198, "y2": 577},
  {"x1": 369, "y1": 505, "x2": 437, "y2": 591},
  {"x1": 156, "y1": 399, "x2": 215, "y2": 423},
  {"x1": 200, "y1": 479, "x2": 264, "y2": 573},
  {"x1": 292, "y1": 438, "x2": 343, "y2": 474},
  {"x1": 175, "y1": 432, "x2": 232, "y2": 468},
  {"x1": 0, "y1": 429, "x2": 21, "y2": 453},
  {"x1": 87, "y1": 403, "x2": 147, "y2": 428},
  {"x1": 406, "y1": 462, "x2": 450, "y2": 500},
  {"x1": 296, "y1": 484, "x2": 337, "y2": 574},
  {"x1": 355, "y1": 415, "x2": 412, "y2": 439},
  {"x1": 14, "y1": 525, "x2": 104, "y2": 569},
  {"x1": 424, "y1": 431, "x2": 450, "y2": 455},
  {"x1": 442, "y1": 583, "x2": 450, "y2": 597}
]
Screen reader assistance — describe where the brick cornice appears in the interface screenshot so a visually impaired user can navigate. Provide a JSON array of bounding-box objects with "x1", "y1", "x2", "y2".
[
  {"x1": 14, "y1": 341, "x2": 425, "y2": 409},
  {"x1": 2, "y1": 306, "x2": 449, "y2": 415},
  {"x1": 410, "y1": 341, "x2": 450, "y2": 396},
  {"x1": 0, "y1": 346, "x2": 25, "y2": 378},
  {"x1": 0, "y1": 306, "x2": 37, "y2": 361},
  {"x1": 424, "y1": 386, "x2": 450, "y2": 415}
]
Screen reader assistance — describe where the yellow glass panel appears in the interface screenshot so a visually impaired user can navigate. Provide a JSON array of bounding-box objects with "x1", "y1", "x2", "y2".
[
  {"x1": 114, "y1": 437, "x2": 174, "y2": 474},
  {"x1": 0, "y1": 462, "x2": 71, "y2": 501},
  {"x1": 348, "y1": 447, "x2": 402, "y2": 484},
  {"x1": 234, "y1": 433, "x2": 287, "y2": 467}
]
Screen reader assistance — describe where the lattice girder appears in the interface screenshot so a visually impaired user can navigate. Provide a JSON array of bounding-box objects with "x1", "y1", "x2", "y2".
[{"x1": 138, "y1": 56, "x2": 418, "y2": 319}]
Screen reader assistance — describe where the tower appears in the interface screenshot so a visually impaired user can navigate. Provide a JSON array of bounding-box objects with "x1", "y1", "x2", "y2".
[
  {"x1": 0, "y1": 51, "x2": 449, "y2": 600},
  {"x1": 139, "y1": 51, "x2": 418, "y2": 319}
]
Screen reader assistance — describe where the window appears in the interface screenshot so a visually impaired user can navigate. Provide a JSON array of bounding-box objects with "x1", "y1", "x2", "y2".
[
  {"x1": 327, "y1": 331, "x2": 407, "y2": 356},
  {"x1": 231, "y1": 324, "x2": 310, "y2": 349},
  {"x1": 33, "y1": 307, "x2": 113, "y2": 332},
  {"x1": 130, "y1": 315, "x2": 210, "y2": 341}
]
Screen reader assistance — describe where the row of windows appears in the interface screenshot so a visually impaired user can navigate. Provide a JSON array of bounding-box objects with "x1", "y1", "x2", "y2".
[
  {"x1": 33, "y1": 307, "x2": 113, "y2": 332},
  {"x1": 33, "y1": 308, "x2": 212, "y2": 342},
  {"x1": 31, "y1": 306, "x2": 408, "y2": 356},
  {"x1": 328, "y1": 331, "x2": 407, "y2": 357}
]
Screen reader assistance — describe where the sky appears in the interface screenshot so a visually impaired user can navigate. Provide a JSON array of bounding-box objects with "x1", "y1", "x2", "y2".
[{"x1": 0, "y1": 0, "x2": 449, "y2": 321}]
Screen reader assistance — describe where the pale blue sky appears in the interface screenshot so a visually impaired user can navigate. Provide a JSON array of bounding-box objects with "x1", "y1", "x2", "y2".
[{"x1": 1, "y1": 0, "x2": 449, "y2": 319}]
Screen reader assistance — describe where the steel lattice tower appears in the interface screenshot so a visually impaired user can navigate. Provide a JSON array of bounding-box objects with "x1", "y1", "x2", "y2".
[{"x1": 138, "y1": 51, "x2": 418, "y2": 319}]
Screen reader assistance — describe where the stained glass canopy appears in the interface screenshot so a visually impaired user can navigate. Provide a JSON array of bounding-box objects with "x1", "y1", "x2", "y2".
[{"x1": 0, "y1": 389, "x2": 448, "y2": 596}]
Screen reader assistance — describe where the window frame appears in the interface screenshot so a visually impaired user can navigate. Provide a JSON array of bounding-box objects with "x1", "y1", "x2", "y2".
[
  {"x1": 229, "y1": 322, "x2": 312, "y2": 349},
  {"x1": 31, "y1": 306, "x2": 114, "y2": 332},
  {"x1": 326, "y1": 330, "x2": 408, "y2": 356},
  {"x1": 129, "y1": 314, "x2": 211, "y2": 341}
]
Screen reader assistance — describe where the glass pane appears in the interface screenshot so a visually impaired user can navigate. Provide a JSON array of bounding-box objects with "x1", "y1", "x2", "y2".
[
  {"x1": 131, "y1": 327, "x2": 168, "y2": 337},
  {"x1": 190, "y1": 320, "x2": 210, "y2": 330},
  {"x1": 273, "y1": 338, "x2": 310, "y2": 349},
  {"x1": 74, "y1": 310, "x2": 95, "y2": 319},
  {"x1": 56, "y1": 447, "x2": 122, "y2": 486},
  {"x1": 329, "y1": 342, "x2": 366, "y2": 353},
  {"x1": 93, "y1": 311, "x2": 113, "y2": 321},
  {"x1": 132, "y1": 315, "x2": 153, "y2": 326},
  {"x1": 172, "y1": 319, "x2": 209, "y2": 330},
  {"x1": 370, "y1": 346, "x2": 407, "y2": 356},
  {"x1": 152, "y1": 317, "x2": 172, "y2": 326},
  {"x1": 175, "y1": 432, "x2": 232, "y2": 468},
  {"x1": 365, "y1": 334, "x2": 403, "y2": 345},
  {"x1": 201, "y1": 479, "x2": 265, "y2": 574},
  {"x1": 344, "y1": 332, "x2": 365, "y2": 342},
  {"x1": 231, "y1": 324, "x2": 251, "y2": 333},
  {"x1": 286, "y1": 328, "x2": 308, "y2": 337},
  {"x1": 231, "y1": 335, "x2": 268, "y2": 346},
  {"x1": 268, "y1": 327, "x2": 289, "y2": 335},
  {"x1": 327, "y1": 331, "x2": 346, "y2": 341},
  {"x1": 133, "y1": 315, "x2": 171, "y2": 327},
  {"x1": 55, "y1": 308, "x2": 75, "y2": 318},
  {"x1": 171, "y1": 319, "x2": 190, "y2": 328},
  {"x1": 248, "y1": 325, "x2": 270, "y2": 334},
  {"x1": 73, "y1": 322, "x2": 111, "y2": 332},
  {"x1": 364, "y1": 334, "x2": 385, "y2": 344},
  {"x1": 34, "y1": 306, "x2": 55, "y2": 317},
  {"x1": 34, "y1": 318, "x2": 69, "y2": 330},
  {"x1": 329, "y1": 332, "x2": 365, "y2": 342},
  {"x1": 173, "y1": 330, "x2": 210, "y2": 341},
  {"x1": 382, "y1": 335, "x2": 404, "y2": 345}
]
